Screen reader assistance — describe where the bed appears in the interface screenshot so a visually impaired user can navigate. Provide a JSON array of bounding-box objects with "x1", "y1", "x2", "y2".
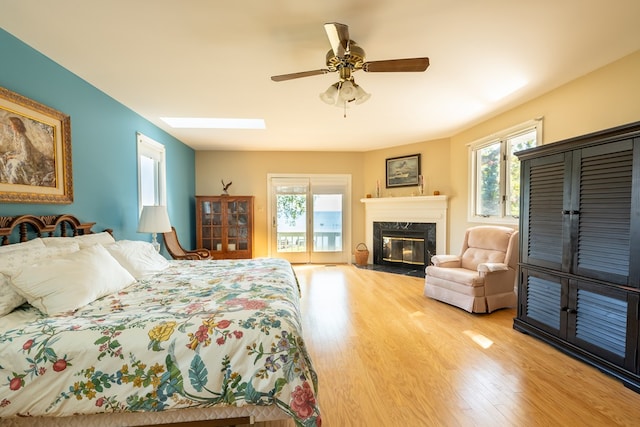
[{"x1": 0, "y1": 214, "x2": 320, "y2": 427}]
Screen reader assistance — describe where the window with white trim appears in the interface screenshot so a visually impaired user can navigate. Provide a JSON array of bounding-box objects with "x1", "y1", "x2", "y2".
[
  {"x1": 137, "y1": 133, "x2": 166, "y2": 211},
  {"x1": 469, "y1": 119, "x2": 542, "y2": 223}
]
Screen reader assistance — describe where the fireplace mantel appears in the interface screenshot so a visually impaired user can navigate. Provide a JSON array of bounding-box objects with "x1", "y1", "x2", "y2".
[{"x1": 360, "y1": 196, "x2": 448, "y2": 265}]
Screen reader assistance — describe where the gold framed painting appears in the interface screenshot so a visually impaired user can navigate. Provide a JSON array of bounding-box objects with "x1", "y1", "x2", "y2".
[{"x1": 0, "y1": 86, "x2": 73, "y2": 204}]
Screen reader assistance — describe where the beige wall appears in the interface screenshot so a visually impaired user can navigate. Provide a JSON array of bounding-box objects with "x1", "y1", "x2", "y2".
[
  {"x1": 362, "y1": 138, "x2": 451, "y2": 199},
  {"x1": 195, "y1": 49, "x2": 640, "y2": 260},
  {"x1": 195, "y1": 151, "x2": 364, "y2": 258},
  {"x1": 446, "y1": 49, "x2": 640, "y2": 250}
]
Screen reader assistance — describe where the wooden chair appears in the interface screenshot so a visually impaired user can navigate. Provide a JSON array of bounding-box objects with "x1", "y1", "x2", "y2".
[{"x1": 162, "y1": 227, "x2": 212, "y2": 260}]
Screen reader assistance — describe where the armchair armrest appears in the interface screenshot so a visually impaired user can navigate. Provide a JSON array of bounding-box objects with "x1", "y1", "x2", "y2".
[
  {"x1": 431, "y1": 254, "x2": 461, "y2": 268},
  {"x1": 477, "y1": 262, "x2": 509, "y2": 273},
  {"x1": 191, "y1": 248, "x2": 212, "y2": 259},
  {"x1": 174, "y1": 248, "x2": 212, "y2": 260},
  {"x1": 189, "y1": 248, "x2": 212, "y2": 260}
]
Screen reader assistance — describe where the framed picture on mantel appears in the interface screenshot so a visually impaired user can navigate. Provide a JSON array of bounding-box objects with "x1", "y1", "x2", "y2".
[{"x1": 386, "y1": 153, "x2": 421, "y2": 188}]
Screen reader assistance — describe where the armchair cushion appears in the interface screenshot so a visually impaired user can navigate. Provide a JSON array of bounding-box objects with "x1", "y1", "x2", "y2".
[
  {"x1": 425, "y1": 266, "x2": 485, "y2": 287},
  {"x1": 461, "y1": 248, "x2": 507, "y2": 270}
]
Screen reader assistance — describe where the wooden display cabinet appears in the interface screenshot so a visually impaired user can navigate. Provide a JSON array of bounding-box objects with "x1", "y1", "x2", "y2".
[{"x1": 195, "y1": 195, "x2": 254, "y2": 259}]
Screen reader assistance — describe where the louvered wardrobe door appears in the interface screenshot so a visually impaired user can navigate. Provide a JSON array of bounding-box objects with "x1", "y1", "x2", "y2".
[
  {"x1": 521, "y1": 152, "x2": 569, "y2": 270},
  {"x1": 519, "y1": 267, "x2": 565, "y2": 337},
  {"x1": 573, "y1": 139, "x2": 634, "y2": 285},
  {"x1": 566, "y1": 280, "x2": 632, "y2": 369}
]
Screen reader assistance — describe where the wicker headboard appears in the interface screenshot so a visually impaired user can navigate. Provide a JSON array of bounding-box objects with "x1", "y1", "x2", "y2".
[{"x1": 0, "y1": 214, "x2": 100, "y2": 246}]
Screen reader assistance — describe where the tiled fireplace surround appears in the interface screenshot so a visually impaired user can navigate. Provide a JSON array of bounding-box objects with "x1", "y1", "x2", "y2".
[{"x1": 360, "y1": 196, "x2": 448, "y2": 274}]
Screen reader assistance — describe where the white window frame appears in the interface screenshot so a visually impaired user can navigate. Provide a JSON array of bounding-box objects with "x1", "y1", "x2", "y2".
[
  {"x1": 137, "y1": 132, "x2": 166, "y2": 212},
  {"x1": 468, "y1": 118, "x2": 543, "y2": 224}
]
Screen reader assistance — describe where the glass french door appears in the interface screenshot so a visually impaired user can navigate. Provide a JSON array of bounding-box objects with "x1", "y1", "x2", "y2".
[{"x1": 269, "y1": 175, "x2": 350, "y2": 264}]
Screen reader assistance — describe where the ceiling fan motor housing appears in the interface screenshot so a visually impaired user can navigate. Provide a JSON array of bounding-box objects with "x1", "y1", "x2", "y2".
[{"x1": 325, "y1": 41, "x2": 366, "y2": 78}]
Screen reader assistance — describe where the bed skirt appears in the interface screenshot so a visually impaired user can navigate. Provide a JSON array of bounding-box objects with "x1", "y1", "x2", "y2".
[{"x1": 1, "y1": 404, "x2": 288, "y2": 426}]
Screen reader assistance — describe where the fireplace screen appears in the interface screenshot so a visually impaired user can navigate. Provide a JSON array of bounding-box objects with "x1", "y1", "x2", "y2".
[
  {"x1": 382, "y1": 237, "x2": 425, "y2": 265},
  {"x1": 373, "y1": 222, "x2": 436, "y2": 271}
]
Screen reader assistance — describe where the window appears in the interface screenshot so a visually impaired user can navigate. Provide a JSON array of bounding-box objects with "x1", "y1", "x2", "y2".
[
  {"x1": 469, "y1": 119, "x2": 542, "y2": 223},
  {"x1": 137, "y1": 133, "x2": 166, "y2": 211}
]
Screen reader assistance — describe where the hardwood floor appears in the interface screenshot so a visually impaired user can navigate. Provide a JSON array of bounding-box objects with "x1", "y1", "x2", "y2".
[{"x1": 247, "y1": 264, "x2": 640, "y2": 427}]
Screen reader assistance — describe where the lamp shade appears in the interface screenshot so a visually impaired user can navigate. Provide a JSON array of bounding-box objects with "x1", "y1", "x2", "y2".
[
  {"x1": 353, "y1": 84, "x2": 371, "y2": 104},
  {"x1": 137, "y1": 205, "x2": 172, "y2": 233},
  {"x1": 338, "y1": 80, "x2": 357, "y2": 102},
  {"x1": 319, "y1": 82, "x2": 339, "y2": 105}
]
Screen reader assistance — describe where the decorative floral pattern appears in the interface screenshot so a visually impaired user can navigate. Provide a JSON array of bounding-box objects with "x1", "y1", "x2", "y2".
[{"x1": 0, "y1": 258, "x2": 320, "y2": 426}]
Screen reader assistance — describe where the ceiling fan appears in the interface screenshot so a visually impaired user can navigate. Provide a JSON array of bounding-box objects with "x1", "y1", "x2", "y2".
[{"x1": 270, "y1": 22, "x2": 430, "y2": 109}]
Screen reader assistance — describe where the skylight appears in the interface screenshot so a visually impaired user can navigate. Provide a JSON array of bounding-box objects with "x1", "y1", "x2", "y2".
[{"x1": 160, "y1": 117, "x2": 265, "y2": 129}]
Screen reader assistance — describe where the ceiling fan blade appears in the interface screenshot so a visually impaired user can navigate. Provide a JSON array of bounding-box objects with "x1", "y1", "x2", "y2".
[
  {"x1": 363, "y1": 57, "x2": 430, "y2": 72},
  {"x1": 270, "y1": 69, "x2": 330, "y2": 82},
  {"x1": 324, "y1": 22, "x2": 350, "y2": 57}
]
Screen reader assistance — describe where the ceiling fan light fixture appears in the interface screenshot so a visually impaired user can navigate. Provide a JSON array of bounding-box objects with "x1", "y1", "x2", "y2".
[
  {"x1": 353, "y1": 83, "x2": 371, "y2": 105},
  {"x1": 320, "y1": 79, "x2": 370, "y2": 108},
  {"x1": 338, "y1": 80, "x2": 357, "y2": 102},
  {"x1": 340, "y1": 80, "x2": 370, "y2": 105},
  {"x1": 319, "y1": 82, "x2": 340, "y2": 105}
]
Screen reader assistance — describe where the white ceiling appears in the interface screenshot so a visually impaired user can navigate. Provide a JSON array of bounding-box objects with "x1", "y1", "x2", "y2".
[{"x1": 1, "y1": 0, "x2": 639, "y2": 152}]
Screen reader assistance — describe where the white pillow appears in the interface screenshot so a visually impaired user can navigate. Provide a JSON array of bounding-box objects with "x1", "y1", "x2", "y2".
[
  {"x1": 104, "y1": 240, "x2": 169, "y2": 279},
  {"x1": 41, "y1": 236, "x2": 80, "y2": 248},
  {"x1": 0, "y1": 244, "x2": 80, "y2": 316},
  {"x1": 75, "y1": 232, "x2": 116, "y2": 248},
  {"x1": 9, "y1": 244, "x2": 135, "y2": 315},
  {"x1": 42, "y1": 232, "x2": 116, "y2": 249},
  {"x1": 0, "y1": 282, "x2": 26, "y2": 316},
  {"x1": 0, "y1": 238, "x2": 45, "y2": 254}
]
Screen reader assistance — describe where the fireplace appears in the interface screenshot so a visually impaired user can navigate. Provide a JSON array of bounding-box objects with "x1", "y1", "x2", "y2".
[
  {"x1": 373, "y1": 222, "x2": 436, "y2": 271},
  {"x1": 360, "y1": 195, "x2": 448, "y2": 277}
]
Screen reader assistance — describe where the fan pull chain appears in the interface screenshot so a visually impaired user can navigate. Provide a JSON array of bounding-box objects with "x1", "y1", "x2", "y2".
[{"x1": 343, "y1": 101, "x2": 347, "y2": 118}]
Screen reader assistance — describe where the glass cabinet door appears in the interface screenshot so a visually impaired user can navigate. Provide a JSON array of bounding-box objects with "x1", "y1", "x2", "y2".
[
  {"x1": 200, "y1": 199, "x2": 223, "y2": 253},
  {"x1": 227, "y1": 200, "x2": 249, "y2": 252}
]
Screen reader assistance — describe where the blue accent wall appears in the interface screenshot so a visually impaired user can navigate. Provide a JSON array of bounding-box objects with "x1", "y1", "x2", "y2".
[{"x1": 0, "y1": 28, "x2": 196, "y2": 249}]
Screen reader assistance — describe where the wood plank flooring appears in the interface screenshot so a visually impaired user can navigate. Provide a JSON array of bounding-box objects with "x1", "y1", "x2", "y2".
[{"x1": 246, "y1": 264, "x2": 640, "y2": 427}]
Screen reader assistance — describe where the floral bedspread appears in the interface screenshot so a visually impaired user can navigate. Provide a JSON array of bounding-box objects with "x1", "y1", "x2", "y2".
[{"x1": 0, "y1": 258, "x2": 320, "y2": 426}]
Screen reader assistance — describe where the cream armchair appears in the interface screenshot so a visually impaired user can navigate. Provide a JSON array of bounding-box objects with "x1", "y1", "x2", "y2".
[{"x1": 424, "y1": 225, "x2": 519, "y2": 313}]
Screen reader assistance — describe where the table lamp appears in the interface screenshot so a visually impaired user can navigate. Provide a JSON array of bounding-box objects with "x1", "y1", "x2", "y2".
[{"x1": 138, "y1": 205, "x2": 172, "y2": 251}]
